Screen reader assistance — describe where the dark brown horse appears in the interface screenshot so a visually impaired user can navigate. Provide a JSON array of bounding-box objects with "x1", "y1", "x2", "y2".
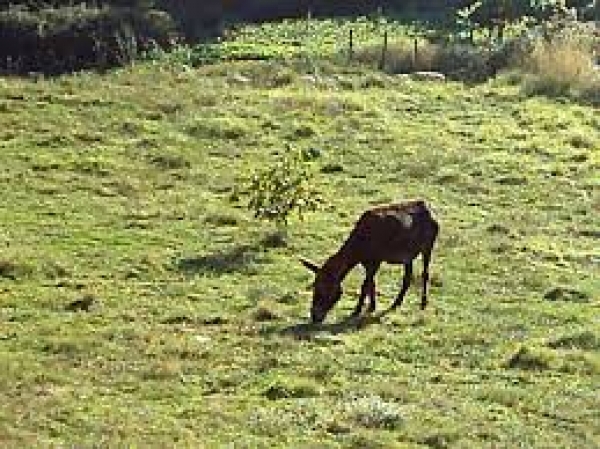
[{"x1": 301, "y1": 200, "x2": 439, "y2": 323}]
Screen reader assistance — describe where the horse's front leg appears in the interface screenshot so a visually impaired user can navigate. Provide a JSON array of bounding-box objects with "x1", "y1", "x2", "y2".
[{"x1": 353, "y1": 262, "x2": 380, "y2": 316}]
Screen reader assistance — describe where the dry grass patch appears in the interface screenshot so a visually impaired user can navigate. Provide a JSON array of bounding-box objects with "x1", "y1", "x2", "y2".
[
  {"x1": 353, "y1": 39, "x2": 494, "y2": 82},
  {"x1": 518, "y1": 36, "x2": 600, "y2": 101}
]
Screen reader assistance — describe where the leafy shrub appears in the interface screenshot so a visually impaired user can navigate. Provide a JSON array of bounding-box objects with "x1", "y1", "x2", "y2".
[
  {"x1": 453, "y1": 0, "x2": 574, "y2": 44},
  {"x1": 236, "y1": 145, "x2": 322, "y2": 229}
]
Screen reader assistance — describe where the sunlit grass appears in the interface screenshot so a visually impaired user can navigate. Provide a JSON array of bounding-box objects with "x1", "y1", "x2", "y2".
[{"x1": 0, "y1": 50, "x2": 598, "y2": 447}]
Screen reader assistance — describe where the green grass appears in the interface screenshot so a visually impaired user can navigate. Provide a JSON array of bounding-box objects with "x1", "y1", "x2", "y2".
[
  {"x1": 149, "y1": 17, "x2": 425, "y2": 67},
  {"x1": 0, "y1": 51, "x2": 599, "y2": 447}
]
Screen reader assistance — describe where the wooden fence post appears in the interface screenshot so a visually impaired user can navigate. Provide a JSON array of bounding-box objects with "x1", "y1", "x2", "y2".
[
  {"x1": 379, "y1": 30, "x2": 388, "y2": 71},
  {"x1": 348, "y1": 28, "x2": 354, "y2": 62},
  {"x1": 413, "y1": 38, "x2": 418, "y2": 70}
]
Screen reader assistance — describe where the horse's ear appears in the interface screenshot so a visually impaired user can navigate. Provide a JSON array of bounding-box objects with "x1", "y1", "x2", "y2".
[{"x1": 299, "y1": 257, "x2": 319, "y2": 273}]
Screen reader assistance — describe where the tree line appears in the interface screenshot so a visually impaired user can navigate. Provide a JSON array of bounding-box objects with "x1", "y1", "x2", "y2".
[{"x1": 0, "y1": 0, "x2": 596, "y2": 75}]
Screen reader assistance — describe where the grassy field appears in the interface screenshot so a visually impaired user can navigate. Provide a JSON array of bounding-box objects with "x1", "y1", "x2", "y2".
[
  {"x1": 153, "y1": 16, "x2": 426, "y2": 67},
  {"x1": 0, "y1": 36, "x2": 599, "y2": 447}
]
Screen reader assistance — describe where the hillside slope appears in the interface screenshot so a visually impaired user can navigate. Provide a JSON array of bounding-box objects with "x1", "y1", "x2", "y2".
[{"x1": 0, "y1": 60, "x2": 599, "y2": 447}]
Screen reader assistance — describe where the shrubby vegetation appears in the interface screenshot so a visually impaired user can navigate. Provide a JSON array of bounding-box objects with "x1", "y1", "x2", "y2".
[
  {"x1": 1, "y1": 0, "x2": 598, "y2": 78},
  {"x1": 516, "y1": 21, "x2": 600, "y2": 102},
  {"x1": 0, "y1": 2, "x2": 176, "y2": 74},
  {"x1": 143, "y1": 8, "x2": 599, "y2": 103},
  {"x1": 235, "y1": 145, "x2": 323, "y2": 232}
]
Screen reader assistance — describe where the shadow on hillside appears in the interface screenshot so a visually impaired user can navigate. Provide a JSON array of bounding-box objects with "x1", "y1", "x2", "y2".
[
  {"x1": 176, "y1": 231, "x2": 285, "y2": 275},
  {"x1": 177, "y1": 243, "x2": 261, "y2": 275},
  {"x1": 277, "y1": 308, "x2": 395, "y2": 337}
]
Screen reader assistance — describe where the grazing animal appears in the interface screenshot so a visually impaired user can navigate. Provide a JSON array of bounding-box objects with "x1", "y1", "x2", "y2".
[{"x1": 300, "y1": 200, "x2": 439, "y2": 324}]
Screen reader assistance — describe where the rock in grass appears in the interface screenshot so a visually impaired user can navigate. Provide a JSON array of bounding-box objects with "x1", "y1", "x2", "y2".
[
  {"x1": 194, "y1": 335, "x2": 211, "y2": 344},
  {"x1": 299, "y1": 74, "x2": 318, "y2": 85},
  {"x1": 230, "y1": 73, "x2": 251, "y2": 85},
  {"x1": 312, "y1": 334, "x2": 345, "y2": 345},
  {"x1": 411, "y1": 71, "x2": 446, "y2": 82}
]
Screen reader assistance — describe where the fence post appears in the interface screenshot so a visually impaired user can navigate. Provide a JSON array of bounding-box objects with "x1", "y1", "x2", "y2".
[
  {"x1": 413, "y1": 38, "x2": 418, "y2": 71},
  {"x1": 379, "y1": 30, "x2": 388, "y2": 71},
  {"x1": 348, "y1": 28, "x2": 354, "y2": 62},
  {"x1": 305, "y1": 8, "x2": 312, "y2": 68}
]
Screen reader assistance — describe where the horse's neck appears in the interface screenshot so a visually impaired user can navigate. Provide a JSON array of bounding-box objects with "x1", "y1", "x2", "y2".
[{"x1": 322, "y1": 246, "x2": 358, "y2": 282}]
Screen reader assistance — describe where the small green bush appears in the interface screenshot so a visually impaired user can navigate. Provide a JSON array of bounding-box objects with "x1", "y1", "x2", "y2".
[{"x1": 237, "y1": 146, "x2": 322, "y2": 229}]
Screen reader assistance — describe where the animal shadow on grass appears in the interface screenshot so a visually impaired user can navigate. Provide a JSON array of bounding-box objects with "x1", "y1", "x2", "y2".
[
  {"x1": 177, "y1": 232, "x2": 283, "y2": 275},
  {"x1": 278, "y1": 308, "x2": 395, "y2": 338},
  {"x1": 178, "y1": 244, "x2": 260, "y2": 275}
]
